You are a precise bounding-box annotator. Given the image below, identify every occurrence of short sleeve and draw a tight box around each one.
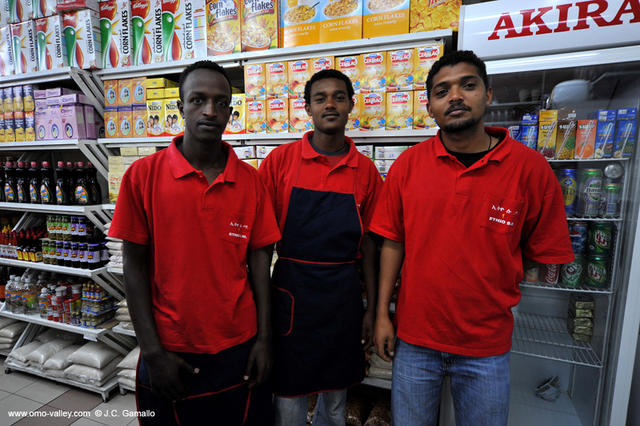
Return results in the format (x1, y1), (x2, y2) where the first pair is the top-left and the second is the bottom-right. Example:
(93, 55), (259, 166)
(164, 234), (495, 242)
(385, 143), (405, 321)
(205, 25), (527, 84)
(108, 164), (150, 245)
(369, 159), (405, 242)
(360, 160), (383, 233)
(257, 151), (278, 212)
(248, 177), (281, 251)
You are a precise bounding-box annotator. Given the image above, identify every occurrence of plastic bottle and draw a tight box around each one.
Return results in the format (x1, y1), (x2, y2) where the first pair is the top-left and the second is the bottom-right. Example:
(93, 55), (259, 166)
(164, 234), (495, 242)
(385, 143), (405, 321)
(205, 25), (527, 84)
(16, 161), (29, 203)
(39, 287), (49, 319)
(55, 161), (70, 205)
(86, 162), (102, 204)
(39, 161), (55, 204)
(23, 277), (38, 314)
(4, 277), (14, 312)
(28, 161), (41, 203)
(4, 161), (18, 202)
(74, 162), (90, 205)
(13, 276), (24, 314)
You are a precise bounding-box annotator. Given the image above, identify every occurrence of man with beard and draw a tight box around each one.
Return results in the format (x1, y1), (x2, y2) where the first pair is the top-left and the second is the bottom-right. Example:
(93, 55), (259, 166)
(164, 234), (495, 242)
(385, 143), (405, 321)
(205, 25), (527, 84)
(370, 50), (574, 426)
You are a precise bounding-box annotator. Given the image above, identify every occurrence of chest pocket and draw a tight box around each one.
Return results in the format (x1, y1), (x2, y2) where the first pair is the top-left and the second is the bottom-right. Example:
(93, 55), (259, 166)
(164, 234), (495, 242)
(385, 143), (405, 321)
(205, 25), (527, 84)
(479, 193), (524, 235)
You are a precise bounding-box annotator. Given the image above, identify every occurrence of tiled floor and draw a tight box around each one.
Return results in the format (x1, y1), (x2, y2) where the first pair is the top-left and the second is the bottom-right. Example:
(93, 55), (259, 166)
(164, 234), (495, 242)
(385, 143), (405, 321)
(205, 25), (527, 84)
(0, 358), (138, 426)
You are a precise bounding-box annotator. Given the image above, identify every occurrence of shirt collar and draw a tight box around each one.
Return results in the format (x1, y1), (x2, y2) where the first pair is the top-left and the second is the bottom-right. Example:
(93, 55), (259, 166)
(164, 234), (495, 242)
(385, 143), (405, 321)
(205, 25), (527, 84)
(168, 135), (238, 183)
(301, 131), (359, 168)
(434, 127), (512, 163)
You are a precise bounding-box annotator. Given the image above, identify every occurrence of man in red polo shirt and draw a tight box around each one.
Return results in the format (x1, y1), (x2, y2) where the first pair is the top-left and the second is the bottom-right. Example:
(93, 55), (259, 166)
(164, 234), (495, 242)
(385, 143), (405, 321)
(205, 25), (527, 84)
(371, 50), (574, 425)
(109, 60), (280, 425)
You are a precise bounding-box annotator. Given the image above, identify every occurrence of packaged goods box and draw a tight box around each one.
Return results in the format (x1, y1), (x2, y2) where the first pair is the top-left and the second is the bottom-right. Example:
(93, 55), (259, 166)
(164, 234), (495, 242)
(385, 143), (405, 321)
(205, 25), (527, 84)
(162, 0), (207, 61)
(206, 0), (241, 55)
(35, 15), (66, 71)
(319, 0), (362, 44)
(10, 20), (38, 74)
(0, 25), (14, 76)
(131, 0), (163, 65)
(225, 94), (246, 134)
(410, 0), (461, 33)
(363, 0), (409, 38)
(62, 9), (102, 69)
(99, 0), (132, 68)
(241, 0), (278, 51)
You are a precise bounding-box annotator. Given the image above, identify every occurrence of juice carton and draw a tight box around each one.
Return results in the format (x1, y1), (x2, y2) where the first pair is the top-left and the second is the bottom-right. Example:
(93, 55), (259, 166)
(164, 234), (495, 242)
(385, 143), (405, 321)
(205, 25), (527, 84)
(241, 0), (278, 51)
(23, 84), (33, 111)
(519, 113), (538, 150)
(363, 0), (409, 38)
(24, 110), (35, 141)
(161, 0), (207, 60)
(360, 92), (385, 130)
(104, 107), (118, 138)
(361, 52), (386, 93)
(132, 104), (147, 137)
(410, 0), (461, 33)
(413, 89), (436, 129)
(244, 62), (266, 100)
(14, 110), (25, 141)
(34, 0), (57, 18)
(387, 49), (413, 91)
(0, 25), (14, 76)
(555, 110), (577, 159)
(117, 105), (132, 138)
(83, 105), (96, 138)
(10, 21), (38, 74)
(225, 93), (245, 134)
(266, 98), (289, 133)
(61, 104), (87, 139)
(614, 108), (637, 158)
(206, 0), (241, 55)
(4, 112), (15, 142)
(163, 98), (183, 136)
(132, 77), (146, 105)
(289, 97), (312, 132)
(385, 91), (413, 130)
(346, 93), (361, 130)
(595, 109), (616, 158)
(288, 59), (311, 98)
(310, 56), (333, 72)
(12, 85), (23, 112)
(62, 9), (102, 69)
(537, 109), (558, 160)
(356, 144), (372, 158)
(8, 0), (33, 23)
(336, 55), (362, 94)
(146, 99), (163, 136)
(99, 0), (132, 68)
(575, 119), (596, 159)
(104, 79), (118, 107)
(414, 43), (443, 90)
(266, 61), (289, 98)
(35, 15), (66, 71)
(280, 0), (319, 47)
(118, 78), (133, 106)
(246, 99), (267, 133)
(319, 0), (362, 44)
(129, 0), (163, 65)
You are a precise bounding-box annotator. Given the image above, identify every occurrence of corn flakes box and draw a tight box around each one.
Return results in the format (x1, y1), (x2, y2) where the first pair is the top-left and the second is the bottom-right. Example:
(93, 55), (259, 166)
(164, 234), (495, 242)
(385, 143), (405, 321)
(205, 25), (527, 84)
(363, 0), (409, 38)
(360, 93), (385, 130)
(225, 93), (246, 134)
(8, 0), (33, 23)
(310, 56), (333, 72)
(413, 89), (435, 129)
(207, 0), (241, 55)
(246, 99), (267, 133)
(361, 52), (386, 94)
(162, 0), (207, 61)
(336, 55), (362, 94)
(132, 104), (147, 137)
(62, 9), (102, 69)
(35, 15), (66, 71)
(281, 0), (320, 47)
(100, 0), (132, 68)
(266, 61), (289, 98)
(387, 49), (413, 92)
(410, 0), (461, 33)
(289, 97), (312, 132)
(146, 100), (164, 136)
(164, 98), (183, 136)
(414, 43), (443, 90)
(117, 106), (132, 138)
(10, 21), (38, 74)
(319, 0), (362, 43)
(266, 98), (289, 133)
(242, 0), (278, 51)
(244, 62), (266, 100)
(288, 59), (312, 98)
(34, 0), (58, 19)
(0, 25), (14, 77)
(386, 91), (412, 130)
(537, 109), (558, 160)
(130, 0), (163, 65)
(346, 93), (361, 130)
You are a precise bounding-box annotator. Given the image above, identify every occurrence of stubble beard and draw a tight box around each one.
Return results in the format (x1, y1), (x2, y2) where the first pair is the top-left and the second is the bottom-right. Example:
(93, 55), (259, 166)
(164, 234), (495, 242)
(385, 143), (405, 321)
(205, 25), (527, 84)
(440, 116), (480, 133)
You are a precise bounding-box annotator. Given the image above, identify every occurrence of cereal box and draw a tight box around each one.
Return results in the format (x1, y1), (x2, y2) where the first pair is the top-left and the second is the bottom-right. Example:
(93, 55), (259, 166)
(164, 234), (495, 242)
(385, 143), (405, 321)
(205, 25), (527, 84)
(289, 96), (312, 132)
(147, 88), (164, 99)
(164, 98), (182, 136)
(164, 87), (179, 98)
(387, 49), (413, 91)
(256, 145), (276, 158)
(132, 77), (146, 105)
(118, 78), (133, 106)
(34, 0), (57, 18)
(105, 107), (120, 138)
(99, 0), (132, 68)
(575, 119), (596, 159)
(161, 0), (207, 61)
(242, 0), (278, 51)
(146, 100), (163, 136)
(246, 99), (267, 133)
(336, 55), (362, 94)
(386, 91), (412, 130)
(360, 92), (385, 130)
(233, 146), (256, 159)
(414, 43), (442, 90)
(8, 0), (33, 23)
(62, 9), (102, 69)
(10, 21), (38, 74)
(319, 0), (362, 44)
(225, 93), (246, 134)
(288, 59), (312, 98)
(48, 104), (63, 140)
(3, 87), (13, 112)
(310, 56), (333, 72)
(413, 89), (435, 129)
(117, 105), (132, 138)
(104, 80), (118, 107)
(410, 0), (461, 33)
(266, 98), (289, 133)
(108, 155), (124, 202)
(146, 77), (176, 88)
(363, 0), (409, 38)
(614, 108), (637, 158)
(266, 61), (289, 98)
(346, 93), (361, 130)
(35, 15), (66, 71)
(280, 0), (319, 47)
(206, 0), (241, 55)
(131, 0), (164, 65)
(361, 52), (386, 94)
(537, 109), (558, 160)
(132, 104), (147, 137)
(595, 109), (616, 158)
(0, 114), (4, 141)
(56, 0), (100, 12)
(0, 25), (14, 76)
(555, 111), (577, 160)
(61, 105), (87, 139)
(244, 62), (266, 100)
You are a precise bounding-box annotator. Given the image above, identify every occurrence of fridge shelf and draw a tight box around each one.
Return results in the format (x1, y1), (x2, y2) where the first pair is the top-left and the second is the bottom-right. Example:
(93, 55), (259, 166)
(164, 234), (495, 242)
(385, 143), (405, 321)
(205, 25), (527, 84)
(512, 312), (602, 368)
(520, 282), (612, 294)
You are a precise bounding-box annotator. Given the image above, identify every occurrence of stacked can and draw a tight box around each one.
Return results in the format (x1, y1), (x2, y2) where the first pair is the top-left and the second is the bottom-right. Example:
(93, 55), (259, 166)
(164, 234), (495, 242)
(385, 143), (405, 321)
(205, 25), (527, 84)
(558, 169), (578, 216)
(577, 169), (603, 217)
(562, 222), (588, 287)
(585, 222), (613, 288)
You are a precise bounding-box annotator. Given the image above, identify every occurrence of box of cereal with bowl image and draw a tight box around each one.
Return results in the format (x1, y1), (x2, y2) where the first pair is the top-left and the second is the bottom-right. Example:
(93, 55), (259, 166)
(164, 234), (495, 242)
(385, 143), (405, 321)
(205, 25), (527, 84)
(363, 0), (409, 38)
(207, 0), (241, 55)
(242, 0), (279, 51)
(319, 0), (362, 43)
(280, 0), (321, 47)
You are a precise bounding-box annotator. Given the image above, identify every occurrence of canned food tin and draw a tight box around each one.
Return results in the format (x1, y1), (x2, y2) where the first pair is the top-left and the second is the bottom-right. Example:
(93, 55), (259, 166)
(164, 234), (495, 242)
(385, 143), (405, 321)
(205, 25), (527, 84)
(577, 169), (603, 217)
(604, 163), (624, 179)
(588, 222), (612, 255)
(558, 169), (577, 217)
(585, 256), (608, 288)
(561, 254), (583, 287)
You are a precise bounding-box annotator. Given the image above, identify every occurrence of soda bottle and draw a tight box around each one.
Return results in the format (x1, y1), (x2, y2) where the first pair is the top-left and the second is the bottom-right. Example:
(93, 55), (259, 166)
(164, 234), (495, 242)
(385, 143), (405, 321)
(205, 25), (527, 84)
(28, 161), (41, 203)
(55, 161), (70, 205)
(39, 161), (55, 204)
(74, 162), (90, 205)
(16, 161), (29, 203)
(86, 162), (102, 204)
(4, 161), (18, 202)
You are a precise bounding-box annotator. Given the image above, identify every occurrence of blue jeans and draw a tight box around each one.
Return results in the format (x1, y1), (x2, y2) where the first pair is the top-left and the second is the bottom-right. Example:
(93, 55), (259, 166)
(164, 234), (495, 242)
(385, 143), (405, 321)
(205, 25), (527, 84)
(275, 390), (347, 426)
(392, 339), (510, 426)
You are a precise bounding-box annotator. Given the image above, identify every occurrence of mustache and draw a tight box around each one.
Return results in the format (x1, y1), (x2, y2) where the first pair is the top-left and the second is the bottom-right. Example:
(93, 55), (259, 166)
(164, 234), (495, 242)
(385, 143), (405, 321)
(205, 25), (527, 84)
(446, 104), (471, 115)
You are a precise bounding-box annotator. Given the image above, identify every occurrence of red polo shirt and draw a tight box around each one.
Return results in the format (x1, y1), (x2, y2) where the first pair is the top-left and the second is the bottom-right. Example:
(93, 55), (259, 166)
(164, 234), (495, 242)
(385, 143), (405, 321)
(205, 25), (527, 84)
(109, 137), (281, 354)
(258, 132), (382, 239)
(370, 127), (574, 357)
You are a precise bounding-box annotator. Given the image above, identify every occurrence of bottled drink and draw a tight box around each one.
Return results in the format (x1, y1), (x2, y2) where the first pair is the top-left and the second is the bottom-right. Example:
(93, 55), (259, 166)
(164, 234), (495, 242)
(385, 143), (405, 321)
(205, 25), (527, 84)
(39, 288), (49, 319)
(55, 161), (71, 205)
(40, 161), (55, 204)
(86, 162), (102, 204)
(4, 161), (18, 202)
(28, 161), (41, 203)
(4, 277), (14, 312)
(74, 162), (90, 205)
(16, 161), (29, 203)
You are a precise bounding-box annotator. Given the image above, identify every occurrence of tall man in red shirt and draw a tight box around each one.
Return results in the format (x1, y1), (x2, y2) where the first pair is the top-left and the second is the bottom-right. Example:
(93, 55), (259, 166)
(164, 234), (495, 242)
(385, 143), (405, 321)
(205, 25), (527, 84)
(109, 61), (280, 425)
(371, 50), (574, 425)
(259, 69), (382, 425)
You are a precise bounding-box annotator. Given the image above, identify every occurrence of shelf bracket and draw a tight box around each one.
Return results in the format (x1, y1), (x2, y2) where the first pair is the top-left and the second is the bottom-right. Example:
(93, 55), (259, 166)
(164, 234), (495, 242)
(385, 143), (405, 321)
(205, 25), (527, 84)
(77, 141), (109, 180)
(69, 68), (105, 118)
(84, 206), (113, 234)
(97, 331), (136, 356)
(92, 271), (125, 301)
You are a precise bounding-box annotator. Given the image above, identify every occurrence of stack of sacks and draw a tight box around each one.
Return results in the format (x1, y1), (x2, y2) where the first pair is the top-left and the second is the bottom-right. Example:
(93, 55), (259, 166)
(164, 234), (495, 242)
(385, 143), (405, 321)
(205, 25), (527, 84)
(366, 350), (392, 381)
(65, 342), (122, 386)
(0, 319), (26, 353)
(115, 300), (133, 331)
(106, 236), (123, 271)
(116, 346), (139, 390)
(43, 345), (83, 378)
(6, 328), (79, 370)
(7, 341), (42, 368)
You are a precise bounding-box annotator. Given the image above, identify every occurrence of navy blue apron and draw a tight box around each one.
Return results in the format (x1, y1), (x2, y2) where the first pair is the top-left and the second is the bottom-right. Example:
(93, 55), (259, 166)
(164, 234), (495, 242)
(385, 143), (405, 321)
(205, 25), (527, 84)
(272, 154), (366, 396)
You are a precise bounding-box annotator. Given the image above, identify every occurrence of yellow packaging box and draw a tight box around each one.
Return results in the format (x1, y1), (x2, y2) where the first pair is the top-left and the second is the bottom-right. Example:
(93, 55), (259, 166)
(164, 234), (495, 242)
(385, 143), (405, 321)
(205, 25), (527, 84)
(414, 43), (443, 90)
(147, 89), (165, 100)
(120, 147), (138, 156)
(310, 56), (333, 72)
(387, 49), (414, 91)
(138, 147), (158, 156)
(361, 93), (385, 130)
(246, 99), (267, 133)
(108, 155), (124, 203)
(104, 107), (118, 138)
(164, 87), (180, 98)
(538, 109), (559, 160)
(281, 0), (320, 47)
(363, 0), (409, 37)
(319, 0), (362, 43)
(386, 91), (413, 130)
(117, 106), (133, 138)
(164, 99), (183, 137)
(146, 100), (164, 136)
(266, 98), (289, 133)
(413, 90), (436, 129)
(410, 0), (461, 33)
(336, 55), (362, 94)
(243, 158), (259, 168)
(24, 110), (36, 141)
(207, 0), (242, 55)
(242, 0), (279, 51)
(225, 94), (246, 134)
(361, 52), (387, 93)
(132, 105), (147, 137)
(245, 63), (267, 100)
(131, 77), (147, 105)
(347, 93), (362, 130)
(118, 79), (133, 106)
(266, 61), (289, 98)
(289, 97), (313, 132)
(288, 59), (312, 98)
(145, 78), (177, 89)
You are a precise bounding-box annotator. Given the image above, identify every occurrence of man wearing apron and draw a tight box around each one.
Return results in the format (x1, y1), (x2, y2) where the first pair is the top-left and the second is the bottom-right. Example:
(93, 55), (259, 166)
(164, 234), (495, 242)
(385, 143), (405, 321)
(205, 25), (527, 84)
(109, 61), (281, 425)
(259, 69), (382, 425)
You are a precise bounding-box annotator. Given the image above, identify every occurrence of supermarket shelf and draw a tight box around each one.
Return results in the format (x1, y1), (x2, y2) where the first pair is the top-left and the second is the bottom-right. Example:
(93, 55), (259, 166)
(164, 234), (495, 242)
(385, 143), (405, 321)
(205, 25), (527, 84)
(487, 101), (541, 108)
(0, 139), (95, 151)
(547, 158), (630, 163)
(362, 376), (392, 390)
(0, 307), (107, 341)
(112, 324), (135, 337)
(0, 258), (106, 277)
(108, 266), (123, 275)
(0, 67), (77, 87)
(0, 202), (105, 215)
(521, 281), (612, 294)
(512, 312), (602, 368)
(566, 217), (623, 222)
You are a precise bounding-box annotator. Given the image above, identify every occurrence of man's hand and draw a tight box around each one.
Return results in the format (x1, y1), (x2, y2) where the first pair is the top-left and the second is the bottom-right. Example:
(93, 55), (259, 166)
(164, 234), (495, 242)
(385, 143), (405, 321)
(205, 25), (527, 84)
(361, 309), (375, 350)
(145, 351), (196, 401)
(374, 315), (396, 362)
(244, 337), (272, 388)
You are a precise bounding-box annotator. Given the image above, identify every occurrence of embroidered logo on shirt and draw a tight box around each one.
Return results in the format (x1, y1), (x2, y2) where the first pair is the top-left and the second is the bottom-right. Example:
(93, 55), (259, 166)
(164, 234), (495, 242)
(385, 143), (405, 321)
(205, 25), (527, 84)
(488, 204), (520, 228)
(229, 221), (249, 240)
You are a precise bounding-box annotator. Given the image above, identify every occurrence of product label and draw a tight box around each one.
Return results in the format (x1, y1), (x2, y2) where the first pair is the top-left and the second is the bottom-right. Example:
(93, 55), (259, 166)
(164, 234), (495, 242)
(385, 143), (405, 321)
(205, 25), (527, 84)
(244, 63), (266, 99)
(242, 0), (278, 50)
(266, 61), (289, 98)
(131, 0), (164, 65)
(41, 185), (52, 203)
(75, 186), (89, 204)
(387, 49), (413, 91)
(207, 0), (241, 54)
(336, 56), (362, 93)
(386, 91), (412, 130)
